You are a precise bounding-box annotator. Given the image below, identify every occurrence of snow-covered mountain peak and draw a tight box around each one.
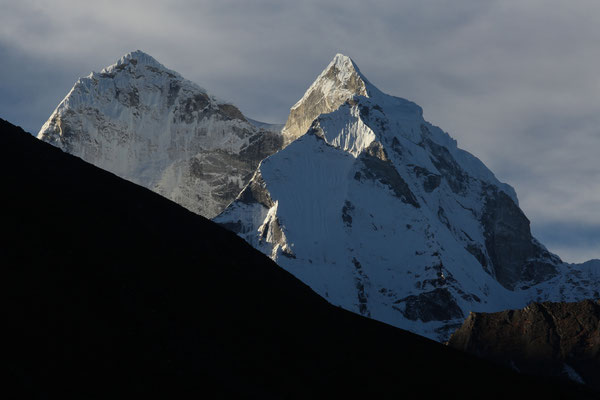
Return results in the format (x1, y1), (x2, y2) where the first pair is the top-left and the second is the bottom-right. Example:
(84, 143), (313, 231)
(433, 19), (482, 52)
(99, 50), (178, 76)
(38, 51), (283, 218)
(281, 53), (426, 151)
(282, 54), (372, 145)
(282, 54), (513, 201)
(327, 53), (367, 86)
(217, 55), (598, 341)
(331, 52), (354, 66)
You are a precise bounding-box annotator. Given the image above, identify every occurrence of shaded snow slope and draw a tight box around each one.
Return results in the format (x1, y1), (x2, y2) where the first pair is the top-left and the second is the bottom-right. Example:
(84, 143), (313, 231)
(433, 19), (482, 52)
(216, 54), (599, 341)
(38, 50), (282, 218)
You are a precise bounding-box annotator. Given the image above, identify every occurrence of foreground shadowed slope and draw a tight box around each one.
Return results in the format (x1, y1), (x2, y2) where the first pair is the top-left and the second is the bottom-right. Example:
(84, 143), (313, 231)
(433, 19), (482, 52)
(2, 118), (595, 399)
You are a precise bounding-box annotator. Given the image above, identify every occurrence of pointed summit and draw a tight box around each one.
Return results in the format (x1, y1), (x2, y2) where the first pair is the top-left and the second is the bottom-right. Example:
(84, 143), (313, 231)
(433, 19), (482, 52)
(281, 54), (374, 145)
(327, 53), (368, 85)
(38, 51), (283, 218)
(100, 50), (181, 77)
(217, 53), (597, 343)
(119, 50), (163, 66)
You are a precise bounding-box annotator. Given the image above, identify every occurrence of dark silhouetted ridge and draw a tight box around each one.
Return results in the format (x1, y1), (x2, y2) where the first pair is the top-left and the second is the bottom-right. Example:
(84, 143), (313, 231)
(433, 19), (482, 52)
(2, 118), (596, 399)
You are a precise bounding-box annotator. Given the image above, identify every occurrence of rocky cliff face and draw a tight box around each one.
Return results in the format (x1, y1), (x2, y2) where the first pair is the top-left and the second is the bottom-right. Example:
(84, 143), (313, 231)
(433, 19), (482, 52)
(38, 51), (282, 218)
(281, 55), (368, 146)
(215, 54), (600, 341)
(448, 300), (600, 390)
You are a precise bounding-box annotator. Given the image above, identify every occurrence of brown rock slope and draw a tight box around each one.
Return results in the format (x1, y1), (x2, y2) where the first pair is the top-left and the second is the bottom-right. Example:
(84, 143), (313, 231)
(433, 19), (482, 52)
(448, 300), (600, 391)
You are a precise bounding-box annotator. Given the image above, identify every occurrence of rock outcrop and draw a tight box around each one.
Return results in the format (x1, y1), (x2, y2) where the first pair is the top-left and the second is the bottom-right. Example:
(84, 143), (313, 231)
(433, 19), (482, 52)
(448, 300), (600, 390)
(281, 54), (368, 146)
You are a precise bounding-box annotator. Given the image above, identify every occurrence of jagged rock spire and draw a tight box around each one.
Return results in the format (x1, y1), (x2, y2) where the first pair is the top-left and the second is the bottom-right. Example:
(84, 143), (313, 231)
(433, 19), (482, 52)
(281, 54), (373, 145)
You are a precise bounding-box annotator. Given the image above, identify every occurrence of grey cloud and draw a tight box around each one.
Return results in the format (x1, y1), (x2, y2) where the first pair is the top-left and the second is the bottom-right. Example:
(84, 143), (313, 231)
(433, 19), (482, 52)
(0, 0), (597, 261)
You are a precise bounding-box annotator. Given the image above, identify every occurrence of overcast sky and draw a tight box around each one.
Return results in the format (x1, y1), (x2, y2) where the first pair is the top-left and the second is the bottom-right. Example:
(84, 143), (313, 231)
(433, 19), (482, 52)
(1, 0), (598, 262)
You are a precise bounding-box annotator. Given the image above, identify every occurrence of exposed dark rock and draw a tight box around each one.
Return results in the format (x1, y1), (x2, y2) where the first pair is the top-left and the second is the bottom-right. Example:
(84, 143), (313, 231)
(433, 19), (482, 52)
(481, 188), (558, 289)
(420, 263), (458, 291)
(425, 175), (441, 192)
(188, 150), (248, 179)
(167, 81), (181, 107)
(188, 156), (204, 178)
(352, 257), (370, 316)
(521, 260), (562, 285)
(466, 243), (490, 273)
(145, 64), (177, 79)
(237, 171), (275, 209)
(394, 288), (464, 322)
(390, 136), (406, 160)
(115, 87), (140, 107)
(179, 130), (281, 215)
(114, 62), (128, 71)
(364, 140), (388, 160)
(448, 300), (600, 392)
(342, 200), (354, 227)
(218, 103), (246, 121)
(421, 129), (468, 195)
(413, 165), (442, 192)
(186, 93), (210, 113)
(128, 87), (140, 107)
(180, 150), (256, 213)
(239, 130), (284, 169)
(176, 93), (246, 126)
(357, 142), (420, 208)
